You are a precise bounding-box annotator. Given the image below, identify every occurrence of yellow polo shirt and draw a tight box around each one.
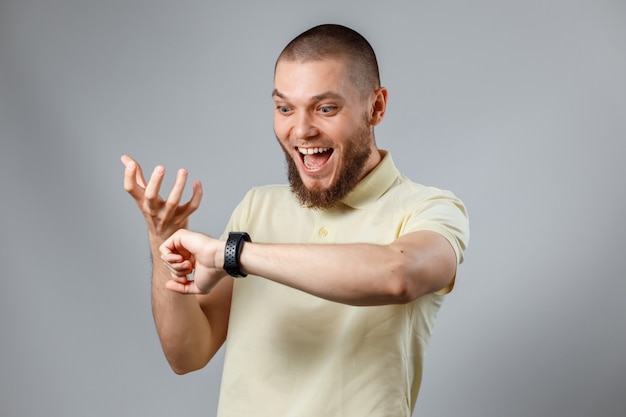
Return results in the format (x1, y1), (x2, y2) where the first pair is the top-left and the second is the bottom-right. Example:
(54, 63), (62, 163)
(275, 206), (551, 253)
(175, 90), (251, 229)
(217, 151), (469, 416)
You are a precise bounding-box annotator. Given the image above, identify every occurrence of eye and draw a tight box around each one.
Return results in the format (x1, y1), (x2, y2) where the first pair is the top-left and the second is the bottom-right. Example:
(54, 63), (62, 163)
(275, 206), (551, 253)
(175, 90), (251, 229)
(319, 105), (338, 115)
(277, 105), (291, 114)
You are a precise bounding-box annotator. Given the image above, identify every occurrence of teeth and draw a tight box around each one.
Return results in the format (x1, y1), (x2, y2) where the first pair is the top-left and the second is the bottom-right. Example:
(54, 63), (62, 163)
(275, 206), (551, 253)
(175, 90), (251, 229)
(298, 147), (330, 155)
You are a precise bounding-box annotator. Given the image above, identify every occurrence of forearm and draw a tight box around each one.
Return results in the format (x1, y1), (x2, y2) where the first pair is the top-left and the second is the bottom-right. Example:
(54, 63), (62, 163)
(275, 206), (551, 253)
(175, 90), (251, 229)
(238, 232), (453, 306)
(149, 245), (223, 374)
(158, 229), (454, 317)
(122, 156), (221, 373)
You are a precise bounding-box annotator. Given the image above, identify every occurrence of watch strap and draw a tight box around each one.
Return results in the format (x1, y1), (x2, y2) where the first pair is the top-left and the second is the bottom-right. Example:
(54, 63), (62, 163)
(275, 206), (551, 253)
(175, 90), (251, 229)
(224, 232), (251, 278)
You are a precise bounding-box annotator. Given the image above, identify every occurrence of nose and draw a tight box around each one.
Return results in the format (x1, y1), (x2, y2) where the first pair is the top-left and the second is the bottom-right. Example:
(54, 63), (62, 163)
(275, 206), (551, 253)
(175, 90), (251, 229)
(292, 111), (318, 140)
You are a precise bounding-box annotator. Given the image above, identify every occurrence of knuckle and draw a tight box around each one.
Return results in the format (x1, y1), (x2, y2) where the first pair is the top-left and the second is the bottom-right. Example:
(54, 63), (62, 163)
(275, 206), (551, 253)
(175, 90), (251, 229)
(164, 198), (178, 209)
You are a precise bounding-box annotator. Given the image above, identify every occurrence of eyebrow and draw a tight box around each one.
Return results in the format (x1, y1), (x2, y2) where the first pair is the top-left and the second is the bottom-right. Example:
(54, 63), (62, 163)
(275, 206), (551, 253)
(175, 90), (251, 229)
(272, 89), (344, 102)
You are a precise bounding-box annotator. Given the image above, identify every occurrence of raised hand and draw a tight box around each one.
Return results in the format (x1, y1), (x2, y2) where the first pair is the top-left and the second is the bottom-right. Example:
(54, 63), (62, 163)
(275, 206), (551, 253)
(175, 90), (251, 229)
(121, 155), (203, 243)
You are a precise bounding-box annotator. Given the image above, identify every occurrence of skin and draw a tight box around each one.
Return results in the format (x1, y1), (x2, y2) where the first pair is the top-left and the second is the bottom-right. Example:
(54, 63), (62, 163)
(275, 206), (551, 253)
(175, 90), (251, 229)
(121, 156), (231, 374)
(273, 59), (382, 198)
(275, 59), (384, 209)
(122, 57), (457, 375)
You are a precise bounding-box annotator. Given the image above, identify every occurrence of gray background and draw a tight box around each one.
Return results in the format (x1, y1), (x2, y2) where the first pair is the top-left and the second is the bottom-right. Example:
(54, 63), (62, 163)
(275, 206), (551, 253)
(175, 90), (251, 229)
(1, 1), (624, 416)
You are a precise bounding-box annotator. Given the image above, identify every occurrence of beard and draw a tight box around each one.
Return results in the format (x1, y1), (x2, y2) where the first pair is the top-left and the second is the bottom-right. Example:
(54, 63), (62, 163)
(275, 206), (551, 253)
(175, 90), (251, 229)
(279, 121), (374, 210)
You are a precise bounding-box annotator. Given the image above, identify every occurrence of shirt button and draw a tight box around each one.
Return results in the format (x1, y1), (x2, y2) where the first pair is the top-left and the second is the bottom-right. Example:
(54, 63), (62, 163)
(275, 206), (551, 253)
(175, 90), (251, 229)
(319, 228), (328, 237)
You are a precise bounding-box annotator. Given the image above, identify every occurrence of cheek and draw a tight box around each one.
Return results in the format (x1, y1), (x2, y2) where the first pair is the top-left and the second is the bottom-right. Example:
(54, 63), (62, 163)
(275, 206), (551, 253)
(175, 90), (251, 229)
(330, 126), (357, 149)
(273, 118), (290, 142)
(321, 115), (364, 143)
(274, 127), (290, 152)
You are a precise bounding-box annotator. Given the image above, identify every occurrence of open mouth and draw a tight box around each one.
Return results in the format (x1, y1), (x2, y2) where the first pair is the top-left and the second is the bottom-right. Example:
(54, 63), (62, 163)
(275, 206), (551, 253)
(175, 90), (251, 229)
(298, 147), (333, 172)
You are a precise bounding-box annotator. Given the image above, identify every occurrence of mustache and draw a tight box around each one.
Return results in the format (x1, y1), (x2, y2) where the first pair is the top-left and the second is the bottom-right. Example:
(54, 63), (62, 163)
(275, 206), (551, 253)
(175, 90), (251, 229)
(274, 127), (373, 210)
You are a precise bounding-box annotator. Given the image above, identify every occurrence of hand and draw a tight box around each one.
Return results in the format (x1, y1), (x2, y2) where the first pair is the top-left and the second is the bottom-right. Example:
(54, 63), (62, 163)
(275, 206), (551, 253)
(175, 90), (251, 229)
(121, 155), (203, 243)
(160, 229), (228, 294)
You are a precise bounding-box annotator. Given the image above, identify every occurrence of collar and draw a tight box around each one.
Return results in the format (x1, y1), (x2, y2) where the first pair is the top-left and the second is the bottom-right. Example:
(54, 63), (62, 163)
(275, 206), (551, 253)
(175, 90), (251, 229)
(341, 150), (400, 209)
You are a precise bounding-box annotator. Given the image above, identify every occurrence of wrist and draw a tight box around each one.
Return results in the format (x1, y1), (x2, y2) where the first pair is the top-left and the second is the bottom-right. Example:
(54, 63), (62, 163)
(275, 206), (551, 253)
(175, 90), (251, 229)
(215, 242), (226, 274)
(223, 232), (251, 278)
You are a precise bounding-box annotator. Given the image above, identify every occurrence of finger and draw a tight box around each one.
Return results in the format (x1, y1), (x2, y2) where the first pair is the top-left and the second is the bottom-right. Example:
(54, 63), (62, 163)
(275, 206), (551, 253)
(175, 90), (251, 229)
(160, 229), (193, 256)
(121, 155), (147, 189)
(161, 252), (184, 263)
(165, 279), (203, 295)
(160, 259), (192, 276)
(120, 154), (134, 167)
(169, 261), (194, 275)
(133, 161), (147, 189)
(144, 165), (166, 207)
(122, 159), (143, 199)
(178, 180), (204, 218)
(165, 168), (189, 211)
(161, 260), (180, 275)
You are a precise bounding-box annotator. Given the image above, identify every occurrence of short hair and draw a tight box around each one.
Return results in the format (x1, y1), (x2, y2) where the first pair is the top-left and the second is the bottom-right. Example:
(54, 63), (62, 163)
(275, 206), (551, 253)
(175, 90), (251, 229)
(276, 24), (381, 96)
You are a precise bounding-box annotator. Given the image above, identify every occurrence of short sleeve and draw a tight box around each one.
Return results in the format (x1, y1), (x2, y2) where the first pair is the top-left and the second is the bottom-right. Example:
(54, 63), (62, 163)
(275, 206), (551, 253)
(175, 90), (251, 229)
(401, 188), (470, 294)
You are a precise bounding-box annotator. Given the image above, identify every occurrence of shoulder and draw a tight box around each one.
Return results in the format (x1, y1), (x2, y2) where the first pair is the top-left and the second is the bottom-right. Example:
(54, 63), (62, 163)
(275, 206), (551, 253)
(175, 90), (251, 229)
(229, 184), (298, 227)
(387, 173), (470, 264)
(227, 184), (312, 242)
(240, 184), (294, 205)
(388, 173), (464, 210)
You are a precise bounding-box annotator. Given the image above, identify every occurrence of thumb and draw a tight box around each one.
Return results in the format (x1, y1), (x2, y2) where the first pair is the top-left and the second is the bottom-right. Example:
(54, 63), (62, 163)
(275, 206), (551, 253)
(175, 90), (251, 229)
(164, 279), (203, 295)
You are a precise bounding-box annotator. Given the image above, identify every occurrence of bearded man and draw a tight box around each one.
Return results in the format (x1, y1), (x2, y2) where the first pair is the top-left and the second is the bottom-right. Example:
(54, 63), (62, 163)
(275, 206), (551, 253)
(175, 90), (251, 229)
(122, 24), (469, 417)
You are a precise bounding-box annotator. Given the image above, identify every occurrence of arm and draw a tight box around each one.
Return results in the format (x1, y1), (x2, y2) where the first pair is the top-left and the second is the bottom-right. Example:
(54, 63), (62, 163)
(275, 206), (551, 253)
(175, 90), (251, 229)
(121, 155), (231, 374)
(160, 229), (457, 306)
(241, 230), (456, 305)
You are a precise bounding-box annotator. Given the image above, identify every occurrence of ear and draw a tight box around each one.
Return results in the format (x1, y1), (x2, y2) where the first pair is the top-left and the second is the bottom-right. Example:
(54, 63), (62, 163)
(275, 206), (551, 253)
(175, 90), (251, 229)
(369, 87), (388, 127)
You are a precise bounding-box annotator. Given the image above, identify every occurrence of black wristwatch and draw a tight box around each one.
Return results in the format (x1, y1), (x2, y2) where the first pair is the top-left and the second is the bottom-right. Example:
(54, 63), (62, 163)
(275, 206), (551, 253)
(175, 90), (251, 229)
(223, 232), (251, 278)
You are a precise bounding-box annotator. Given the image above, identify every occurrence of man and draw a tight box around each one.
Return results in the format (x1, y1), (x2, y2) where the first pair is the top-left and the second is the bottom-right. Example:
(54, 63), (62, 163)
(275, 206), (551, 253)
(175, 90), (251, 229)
(122, 24), (469, 416)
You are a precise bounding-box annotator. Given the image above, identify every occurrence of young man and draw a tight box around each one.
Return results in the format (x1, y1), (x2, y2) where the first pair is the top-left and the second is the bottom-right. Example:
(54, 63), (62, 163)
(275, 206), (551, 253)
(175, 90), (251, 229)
(122, 24), (469, 416)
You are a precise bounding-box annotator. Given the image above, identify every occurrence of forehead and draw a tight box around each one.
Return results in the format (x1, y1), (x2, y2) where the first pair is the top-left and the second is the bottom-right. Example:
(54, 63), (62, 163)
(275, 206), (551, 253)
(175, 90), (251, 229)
(273, 59), (358, 99)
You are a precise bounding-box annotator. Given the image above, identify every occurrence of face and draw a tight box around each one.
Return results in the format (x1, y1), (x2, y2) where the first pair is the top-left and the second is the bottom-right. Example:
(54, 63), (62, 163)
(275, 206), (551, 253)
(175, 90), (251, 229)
(273, 58), (384, 209)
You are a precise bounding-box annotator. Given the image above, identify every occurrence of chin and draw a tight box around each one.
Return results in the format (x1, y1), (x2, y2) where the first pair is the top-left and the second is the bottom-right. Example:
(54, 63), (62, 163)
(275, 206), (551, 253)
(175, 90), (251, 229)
(299, 171), (336, 192)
